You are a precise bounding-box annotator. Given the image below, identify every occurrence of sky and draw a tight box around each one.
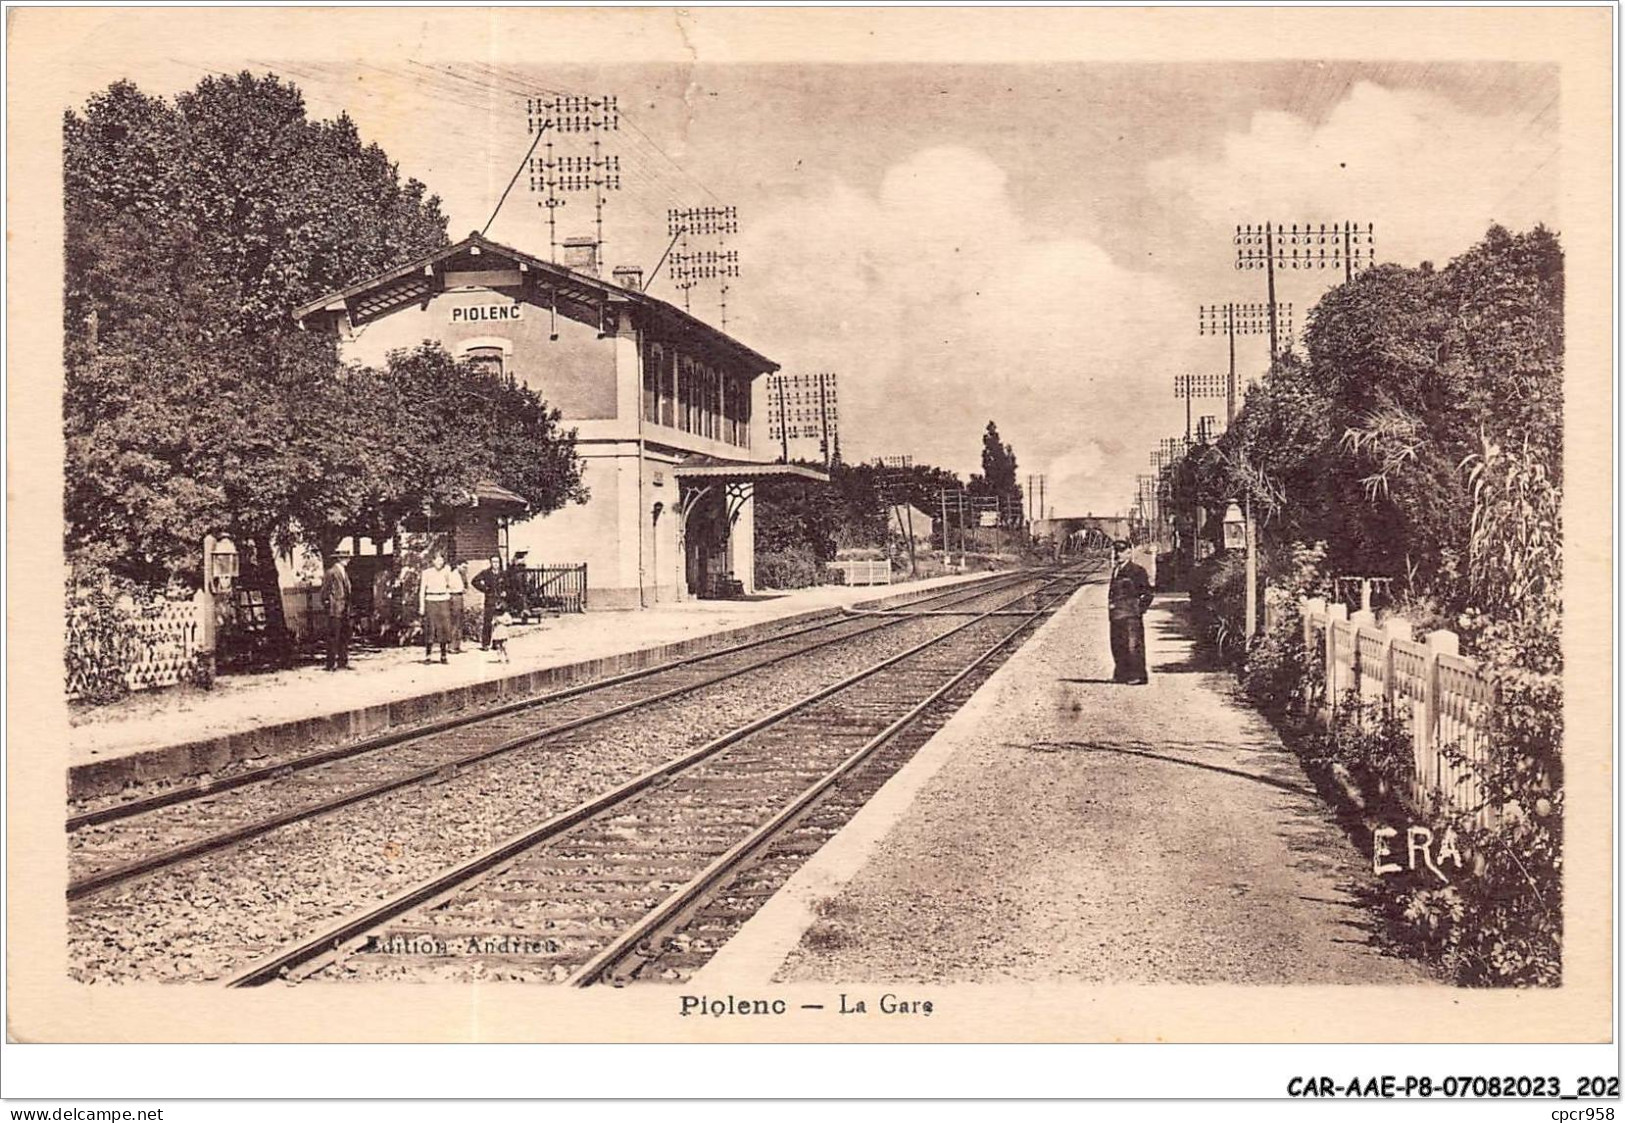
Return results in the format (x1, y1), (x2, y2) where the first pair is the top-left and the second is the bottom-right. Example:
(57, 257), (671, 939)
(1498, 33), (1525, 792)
(64, 51), (1560, 517)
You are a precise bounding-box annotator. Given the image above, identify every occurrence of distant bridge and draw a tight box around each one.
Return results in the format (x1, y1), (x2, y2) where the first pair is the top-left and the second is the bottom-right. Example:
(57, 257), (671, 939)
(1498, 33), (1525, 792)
(1033, 515), (1137, 547)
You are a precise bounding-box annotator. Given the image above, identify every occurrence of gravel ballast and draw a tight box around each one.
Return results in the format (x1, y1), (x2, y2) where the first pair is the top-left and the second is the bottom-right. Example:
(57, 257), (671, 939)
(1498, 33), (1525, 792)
(68, 580), (1049, 983)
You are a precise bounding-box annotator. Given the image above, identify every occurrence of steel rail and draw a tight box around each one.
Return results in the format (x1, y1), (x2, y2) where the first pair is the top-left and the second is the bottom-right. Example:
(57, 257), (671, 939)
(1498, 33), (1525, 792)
(566, 585), (1065, 987)
(219, 565), (1093, 988)
(842, 608), (1051, 617)
(68, 569), (1035, 832)
(68, 570), (1064, 899)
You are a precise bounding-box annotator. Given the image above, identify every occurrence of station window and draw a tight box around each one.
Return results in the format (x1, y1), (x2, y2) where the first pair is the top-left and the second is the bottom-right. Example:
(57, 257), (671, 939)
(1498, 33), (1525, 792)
(464, 345), (505, 380)
(661, 350), (676, 428)
(724, 374), (733, 441)
(643, 344), (663, 425)
(680, 357), (697, 434)
(705, 366), (720, 440)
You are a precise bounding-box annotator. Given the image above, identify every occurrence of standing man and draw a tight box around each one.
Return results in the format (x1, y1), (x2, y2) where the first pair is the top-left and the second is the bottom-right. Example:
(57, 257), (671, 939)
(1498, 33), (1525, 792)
(471, 554), (505, 650)
(447, 560), (468, 654)
(419, 551), (453, 664)
(1108, 538), (1154, 685)
(322, 548), (353, 672)
(508, 550), (530, 623)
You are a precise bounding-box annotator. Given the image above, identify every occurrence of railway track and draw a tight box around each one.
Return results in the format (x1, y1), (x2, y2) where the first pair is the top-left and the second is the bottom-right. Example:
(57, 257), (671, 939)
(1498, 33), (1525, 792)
(225, 559), (1100, 987)
(70, 570), (1034, 830)
(66, 569), (1053, 901)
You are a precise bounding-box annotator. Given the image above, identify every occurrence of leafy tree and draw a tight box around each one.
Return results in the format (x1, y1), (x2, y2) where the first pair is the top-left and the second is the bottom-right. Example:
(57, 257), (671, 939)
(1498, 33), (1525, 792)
(754, 459), (965, 560)
(889, 462), (964, 525)
(377, 345), (588, 533)
(753, 475), (841, 561)
(969, 420), (1023, 525)
(1200, 225), (1563, 615)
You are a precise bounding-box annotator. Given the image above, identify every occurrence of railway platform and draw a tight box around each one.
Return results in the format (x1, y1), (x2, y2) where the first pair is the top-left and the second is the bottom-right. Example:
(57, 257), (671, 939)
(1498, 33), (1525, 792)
(702, 583), (1434, 987)
(66, 570), (996, 800)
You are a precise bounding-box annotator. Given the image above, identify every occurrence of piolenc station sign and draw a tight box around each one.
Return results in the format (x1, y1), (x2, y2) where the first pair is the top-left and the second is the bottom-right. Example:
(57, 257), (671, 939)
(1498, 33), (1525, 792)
(449, 301), (524, 324)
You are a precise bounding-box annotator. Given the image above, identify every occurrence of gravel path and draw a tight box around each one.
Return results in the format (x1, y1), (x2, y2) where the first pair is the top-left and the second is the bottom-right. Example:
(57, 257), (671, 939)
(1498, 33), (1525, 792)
(775, 586), (1435, 986)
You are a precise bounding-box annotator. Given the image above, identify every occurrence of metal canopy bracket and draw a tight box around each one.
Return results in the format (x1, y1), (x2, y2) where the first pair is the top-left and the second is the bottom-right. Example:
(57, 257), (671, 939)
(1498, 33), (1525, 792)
(724, 482), (751, 527)
(677, 482), (714, 529)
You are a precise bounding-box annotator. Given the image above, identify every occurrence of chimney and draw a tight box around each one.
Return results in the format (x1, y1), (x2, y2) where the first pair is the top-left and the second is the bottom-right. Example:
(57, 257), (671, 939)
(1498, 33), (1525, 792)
(561, 236), (599, 277)
(612, 265), (644, 293)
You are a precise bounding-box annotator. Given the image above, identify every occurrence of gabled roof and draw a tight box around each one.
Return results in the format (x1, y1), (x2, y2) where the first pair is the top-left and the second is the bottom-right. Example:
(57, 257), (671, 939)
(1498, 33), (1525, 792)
(466, 480), (529, 513)
(292, 231), (778, 374)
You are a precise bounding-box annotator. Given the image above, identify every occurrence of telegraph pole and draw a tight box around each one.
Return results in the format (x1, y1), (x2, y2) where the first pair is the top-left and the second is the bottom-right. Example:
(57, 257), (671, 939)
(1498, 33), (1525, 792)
(1227, 303), (1235, 423)
(668, 206), (740, 328)
(528, 94), (621, 265)
(902, 502), (918, 577)
(1199, 303), (1286, 425)
(817, 372), (833, 467)
(1235, 222), (1374, 363)
(818, 374), (830, 467)
(776, 376), (789, 463)
(1173, 373), (1226, 440)
(879, 456), (917, 577)
(1244, 494), (1257, 637)
(1265, 225), (1278, 359)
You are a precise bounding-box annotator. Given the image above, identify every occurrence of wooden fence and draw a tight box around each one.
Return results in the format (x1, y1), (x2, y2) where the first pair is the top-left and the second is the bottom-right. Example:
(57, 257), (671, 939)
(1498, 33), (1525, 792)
(516, 563), (588, 616)
(825, 559), (893, 586)
(1297, 596), (1496, 824)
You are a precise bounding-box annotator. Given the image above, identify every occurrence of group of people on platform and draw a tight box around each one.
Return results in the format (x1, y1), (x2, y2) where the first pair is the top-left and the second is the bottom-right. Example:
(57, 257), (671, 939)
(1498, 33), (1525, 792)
(417, 552), (515, 665)
(322, 550), (521, 672)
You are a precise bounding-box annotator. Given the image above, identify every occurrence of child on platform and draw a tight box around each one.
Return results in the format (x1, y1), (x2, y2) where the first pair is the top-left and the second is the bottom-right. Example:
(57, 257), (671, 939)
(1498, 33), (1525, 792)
(489, 611), (513, 663)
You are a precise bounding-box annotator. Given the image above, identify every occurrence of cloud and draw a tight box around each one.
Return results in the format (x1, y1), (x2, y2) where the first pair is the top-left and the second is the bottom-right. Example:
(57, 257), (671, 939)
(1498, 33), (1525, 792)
(732, 84), (1558, 520)
(1044, 442), (1109, 517)
(1147, 80), (1558, 271)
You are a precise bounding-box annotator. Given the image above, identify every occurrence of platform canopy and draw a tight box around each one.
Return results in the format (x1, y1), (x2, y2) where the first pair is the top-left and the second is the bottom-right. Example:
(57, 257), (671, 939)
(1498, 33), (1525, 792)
(672, 455), (829, 484)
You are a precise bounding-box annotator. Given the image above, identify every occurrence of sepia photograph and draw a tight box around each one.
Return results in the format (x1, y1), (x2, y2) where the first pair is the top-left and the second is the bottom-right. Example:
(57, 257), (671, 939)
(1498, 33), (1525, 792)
(3, 3), (1616, 1100)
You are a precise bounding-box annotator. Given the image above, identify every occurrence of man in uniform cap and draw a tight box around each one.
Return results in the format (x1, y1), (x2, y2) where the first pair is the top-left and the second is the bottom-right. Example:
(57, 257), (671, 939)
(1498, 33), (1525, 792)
(1107, 538), (1154, 684)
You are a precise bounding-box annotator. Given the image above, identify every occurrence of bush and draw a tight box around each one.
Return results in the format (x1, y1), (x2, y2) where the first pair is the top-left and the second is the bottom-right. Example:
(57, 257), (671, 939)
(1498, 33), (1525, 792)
(1384, 436), (1562, 986)
(64, 582), (138, 706)
(1189, 550), (1247, 661)
(1393, 778), (1561, 986)
(755, 546), (826, 590)
(1302, 690), (1416, 796)
(1240, 610), (1314, 715)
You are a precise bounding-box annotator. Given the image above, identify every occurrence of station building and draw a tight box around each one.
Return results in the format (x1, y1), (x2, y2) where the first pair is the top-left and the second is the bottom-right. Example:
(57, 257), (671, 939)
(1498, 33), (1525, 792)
(294, 232), (825, 609)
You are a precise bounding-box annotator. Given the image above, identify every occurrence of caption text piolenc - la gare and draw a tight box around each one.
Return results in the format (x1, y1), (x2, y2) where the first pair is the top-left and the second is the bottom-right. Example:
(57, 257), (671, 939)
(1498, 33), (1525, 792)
(678, 993), (934, 1017)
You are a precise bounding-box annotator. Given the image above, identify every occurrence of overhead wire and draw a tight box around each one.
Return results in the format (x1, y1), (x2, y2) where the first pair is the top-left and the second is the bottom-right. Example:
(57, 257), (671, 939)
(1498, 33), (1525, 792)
(422, 59), (726, 216)
(402, 60), (733, 279)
